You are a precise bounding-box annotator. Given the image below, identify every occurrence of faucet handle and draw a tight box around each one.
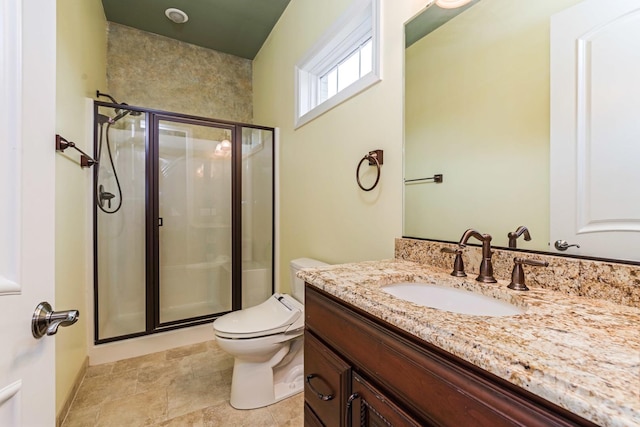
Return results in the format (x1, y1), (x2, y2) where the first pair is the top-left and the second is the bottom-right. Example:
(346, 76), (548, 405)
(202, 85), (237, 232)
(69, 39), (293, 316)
(440, 246), (461, 254)
(508, 257), (549, 291)
(440, 246), (466, 277)
(508, 226), (531, 248)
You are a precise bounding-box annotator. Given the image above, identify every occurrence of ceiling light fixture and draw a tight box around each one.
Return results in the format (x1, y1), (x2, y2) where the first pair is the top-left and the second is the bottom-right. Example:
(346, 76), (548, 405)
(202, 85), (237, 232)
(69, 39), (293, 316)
(165, 8), (189, 24)
(213, 140), (232, 158)
(435, 0), (473, 9)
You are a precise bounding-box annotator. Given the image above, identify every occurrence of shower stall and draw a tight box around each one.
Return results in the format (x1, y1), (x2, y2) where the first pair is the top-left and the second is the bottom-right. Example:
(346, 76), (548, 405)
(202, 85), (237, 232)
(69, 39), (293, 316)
(93, 99), (274, 343)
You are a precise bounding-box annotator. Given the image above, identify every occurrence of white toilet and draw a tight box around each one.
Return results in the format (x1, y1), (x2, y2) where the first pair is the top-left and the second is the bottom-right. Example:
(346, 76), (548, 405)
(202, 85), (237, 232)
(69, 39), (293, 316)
(213, 258), (328, 409)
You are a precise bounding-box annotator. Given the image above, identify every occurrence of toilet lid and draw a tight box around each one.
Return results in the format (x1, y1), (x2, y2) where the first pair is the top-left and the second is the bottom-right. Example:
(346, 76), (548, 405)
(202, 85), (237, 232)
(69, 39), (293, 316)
(213, 293), (303, 338)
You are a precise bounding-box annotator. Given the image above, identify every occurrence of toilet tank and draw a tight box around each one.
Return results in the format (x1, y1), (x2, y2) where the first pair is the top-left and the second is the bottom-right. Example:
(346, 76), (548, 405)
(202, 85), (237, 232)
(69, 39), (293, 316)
(289, 258), (328, 303)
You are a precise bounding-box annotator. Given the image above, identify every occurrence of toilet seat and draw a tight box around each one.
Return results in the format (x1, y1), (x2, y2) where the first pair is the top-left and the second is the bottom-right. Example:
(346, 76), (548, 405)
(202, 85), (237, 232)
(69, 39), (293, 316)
(213, 293), (303, 339)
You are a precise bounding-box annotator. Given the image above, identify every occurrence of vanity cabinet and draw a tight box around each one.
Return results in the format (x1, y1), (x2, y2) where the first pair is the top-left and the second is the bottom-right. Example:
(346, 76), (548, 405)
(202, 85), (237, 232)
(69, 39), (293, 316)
(304, 285), (597, 427)
(305, 330), (420, 427)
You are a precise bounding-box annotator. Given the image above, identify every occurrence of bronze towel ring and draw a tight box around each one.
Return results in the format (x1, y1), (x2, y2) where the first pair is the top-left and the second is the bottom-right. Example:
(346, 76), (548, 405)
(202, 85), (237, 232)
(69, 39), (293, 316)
(356, 150), (383, 191)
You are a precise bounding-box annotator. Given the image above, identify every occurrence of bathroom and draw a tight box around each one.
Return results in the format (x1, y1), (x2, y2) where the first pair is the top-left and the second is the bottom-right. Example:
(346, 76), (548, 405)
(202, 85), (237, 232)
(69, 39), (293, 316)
(2, 0), (638, 425)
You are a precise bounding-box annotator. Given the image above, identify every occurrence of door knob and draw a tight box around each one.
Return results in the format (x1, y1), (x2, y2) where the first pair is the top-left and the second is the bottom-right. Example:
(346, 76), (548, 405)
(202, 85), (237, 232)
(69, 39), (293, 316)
(31, 302), (79, 339)
(554, 240), (581, 251)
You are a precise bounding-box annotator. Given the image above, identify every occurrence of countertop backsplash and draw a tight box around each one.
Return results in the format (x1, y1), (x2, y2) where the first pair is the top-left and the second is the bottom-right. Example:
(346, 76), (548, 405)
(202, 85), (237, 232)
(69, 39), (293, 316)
(395, 238), (640, 308)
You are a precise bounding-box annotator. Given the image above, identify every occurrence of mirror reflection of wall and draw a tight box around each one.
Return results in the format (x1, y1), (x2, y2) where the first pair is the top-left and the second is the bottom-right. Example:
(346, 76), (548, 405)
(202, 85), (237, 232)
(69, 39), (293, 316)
(404, 0), (582, 250)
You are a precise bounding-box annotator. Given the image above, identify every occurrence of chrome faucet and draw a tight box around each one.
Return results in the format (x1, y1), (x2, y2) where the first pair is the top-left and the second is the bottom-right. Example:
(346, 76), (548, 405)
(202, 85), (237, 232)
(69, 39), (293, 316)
(458, 229), (497, 283)
(508, 225), (531, 248)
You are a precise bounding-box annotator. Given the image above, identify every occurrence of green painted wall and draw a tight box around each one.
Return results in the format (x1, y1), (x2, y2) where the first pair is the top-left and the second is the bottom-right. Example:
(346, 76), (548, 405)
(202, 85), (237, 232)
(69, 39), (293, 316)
(253, 0), (429, 292)
(55, 0), (107, 417)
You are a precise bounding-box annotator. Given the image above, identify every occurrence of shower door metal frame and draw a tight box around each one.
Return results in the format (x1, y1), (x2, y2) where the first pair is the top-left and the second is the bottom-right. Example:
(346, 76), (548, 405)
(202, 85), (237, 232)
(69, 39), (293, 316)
(93, 101), (275, 344)
(149, 114), (240, 330)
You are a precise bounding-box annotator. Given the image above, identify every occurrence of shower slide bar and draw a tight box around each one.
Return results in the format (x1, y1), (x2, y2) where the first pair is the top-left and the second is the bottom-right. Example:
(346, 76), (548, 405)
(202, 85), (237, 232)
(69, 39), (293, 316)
(55, 134), (98, 168)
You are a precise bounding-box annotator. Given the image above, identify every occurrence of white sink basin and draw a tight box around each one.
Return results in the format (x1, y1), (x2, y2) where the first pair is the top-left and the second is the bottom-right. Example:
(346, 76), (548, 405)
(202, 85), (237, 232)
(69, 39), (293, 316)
(381, 282), (524, 317)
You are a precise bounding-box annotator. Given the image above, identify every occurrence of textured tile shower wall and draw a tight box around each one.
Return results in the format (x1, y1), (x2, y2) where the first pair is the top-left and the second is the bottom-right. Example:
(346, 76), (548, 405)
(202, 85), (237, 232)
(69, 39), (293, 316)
(106, 23), (253, 122)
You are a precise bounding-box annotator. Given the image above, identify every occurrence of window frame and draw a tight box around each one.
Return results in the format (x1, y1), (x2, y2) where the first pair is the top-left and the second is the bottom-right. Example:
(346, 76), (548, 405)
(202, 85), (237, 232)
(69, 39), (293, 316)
(294, 0), (381, 129)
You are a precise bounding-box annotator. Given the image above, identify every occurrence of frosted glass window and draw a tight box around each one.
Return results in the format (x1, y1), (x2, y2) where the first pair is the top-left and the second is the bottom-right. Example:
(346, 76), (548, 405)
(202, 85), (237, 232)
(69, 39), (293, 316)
(360, 39), (373, 75)
(295, 0), (381, 128)
(318, 38), (373, 103)
(338, 48), (361, 91)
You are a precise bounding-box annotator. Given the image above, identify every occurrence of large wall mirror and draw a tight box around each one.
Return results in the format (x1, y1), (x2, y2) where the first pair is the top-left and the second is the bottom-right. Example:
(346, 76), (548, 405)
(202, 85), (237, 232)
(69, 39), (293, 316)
(403, 0), (640, 263)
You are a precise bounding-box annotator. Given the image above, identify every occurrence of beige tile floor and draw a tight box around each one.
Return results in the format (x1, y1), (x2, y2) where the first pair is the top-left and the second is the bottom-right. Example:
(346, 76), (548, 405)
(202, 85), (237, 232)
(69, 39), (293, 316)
(61, 341), (304, 427)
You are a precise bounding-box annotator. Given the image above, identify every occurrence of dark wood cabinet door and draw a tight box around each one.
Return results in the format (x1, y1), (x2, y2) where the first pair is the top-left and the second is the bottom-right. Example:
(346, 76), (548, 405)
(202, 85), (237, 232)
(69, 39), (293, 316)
(305, 332), (352, 426)
(305, 403), (326, 427)
(348, 373), (425, 427)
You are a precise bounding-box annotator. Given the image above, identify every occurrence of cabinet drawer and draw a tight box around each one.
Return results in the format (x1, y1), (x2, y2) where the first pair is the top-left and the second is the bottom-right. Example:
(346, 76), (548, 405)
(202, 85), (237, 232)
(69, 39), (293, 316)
(305, 332), (351, 426)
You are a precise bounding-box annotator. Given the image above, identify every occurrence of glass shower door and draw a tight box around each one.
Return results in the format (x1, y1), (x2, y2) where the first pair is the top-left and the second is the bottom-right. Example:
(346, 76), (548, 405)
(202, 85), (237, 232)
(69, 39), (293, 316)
(94, 102), (276, 343)
(157, 118), (235, 324)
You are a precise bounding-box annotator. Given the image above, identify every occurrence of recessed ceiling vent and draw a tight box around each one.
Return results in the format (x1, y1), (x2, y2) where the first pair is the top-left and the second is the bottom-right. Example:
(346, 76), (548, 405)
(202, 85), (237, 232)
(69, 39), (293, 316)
(165, 8), (189, 24)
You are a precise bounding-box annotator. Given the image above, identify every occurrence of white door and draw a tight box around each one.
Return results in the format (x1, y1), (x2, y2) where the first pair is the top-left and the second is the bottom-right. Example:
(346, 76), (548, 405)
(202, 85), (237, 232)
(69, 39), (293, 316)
(0, 0), (57, 425)
(550, 0), (640, 261)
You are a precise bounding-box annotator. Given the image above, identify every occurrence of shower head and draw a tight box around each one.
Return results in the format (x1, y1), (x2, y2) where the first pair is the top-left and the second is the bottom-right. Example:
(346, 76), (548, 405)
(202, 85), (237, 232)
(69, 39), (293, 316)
(110, 110), (128, 123)
(110, 108), (141, 124)
(96, 91), (142, 118)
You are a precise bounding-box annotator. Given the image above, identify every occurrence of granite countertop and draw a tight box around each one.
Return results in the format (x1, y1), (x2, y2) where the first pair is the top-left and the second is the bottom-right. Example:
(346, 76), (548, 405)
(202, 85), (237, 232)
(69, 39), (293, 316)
(298, 259), (640, 427)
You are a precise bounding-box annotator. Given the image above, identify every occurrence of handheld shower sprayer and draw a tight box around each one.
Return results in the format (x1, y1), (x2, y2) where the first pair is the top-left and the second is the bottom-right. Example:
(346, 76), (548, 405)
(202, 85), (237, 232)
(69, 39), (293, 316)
(94, 90), (143, 214)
